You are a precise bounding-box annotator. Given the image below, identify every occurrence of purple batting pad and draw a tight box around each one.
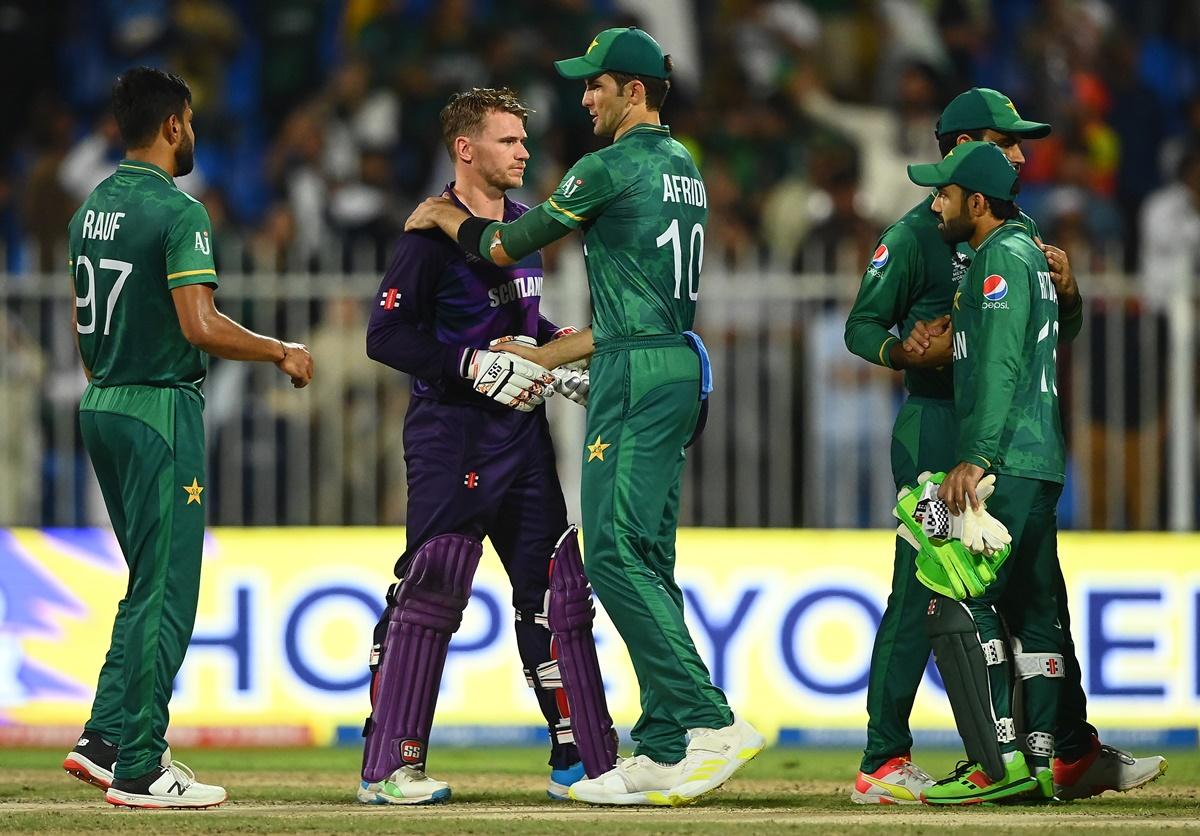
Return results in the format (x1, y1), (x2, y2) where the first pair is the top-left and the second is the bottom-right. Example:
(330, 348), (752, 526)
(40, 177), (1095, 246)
(547, 526), (618, 778)
(361, 533), (483, 782)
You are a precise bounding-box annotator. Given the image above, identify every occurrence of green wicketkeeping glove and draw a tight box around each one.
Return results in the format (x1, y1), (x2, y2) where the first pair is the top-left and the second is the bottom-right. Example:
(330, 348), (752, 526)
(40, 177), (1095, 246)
(893, 471), (1012, 601)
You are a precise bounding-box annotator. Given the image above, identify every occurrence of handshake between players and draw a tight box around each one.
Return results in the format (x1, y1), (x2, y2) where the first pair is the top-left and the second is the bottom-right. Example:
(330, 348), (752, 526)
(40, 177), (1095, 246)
(465, 335), (590, 412)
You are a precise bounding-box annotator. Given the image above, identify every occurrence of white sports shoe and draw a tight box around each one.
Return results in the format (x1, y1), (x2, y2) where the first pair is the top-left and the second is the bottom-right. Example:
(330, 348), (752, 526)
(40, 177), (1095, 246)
(1054, 736), (1168, 800)
(357, 765), (451, 805)
(850, 754), (935, 804)
(567, 755), (685, 806)
(105, 748), (226, 809)
(668, 717), (766, 805)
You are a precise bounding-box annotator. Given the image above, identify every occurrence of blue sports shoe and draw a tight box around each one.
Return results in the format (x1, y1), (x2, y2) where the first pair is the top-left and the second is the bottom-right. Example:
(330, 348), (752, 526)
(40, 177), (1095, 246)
(548, 761), (586, 801)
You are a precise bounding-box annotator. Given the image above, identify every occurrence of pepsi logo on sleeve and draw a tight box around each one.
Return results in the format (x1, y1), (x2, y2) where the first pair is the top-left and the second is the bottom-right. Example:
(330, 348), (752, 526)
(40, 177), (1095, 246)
(870, 244), (889, 270)
(983, 274), (1008, 301)
(982, 274), (1010, 309)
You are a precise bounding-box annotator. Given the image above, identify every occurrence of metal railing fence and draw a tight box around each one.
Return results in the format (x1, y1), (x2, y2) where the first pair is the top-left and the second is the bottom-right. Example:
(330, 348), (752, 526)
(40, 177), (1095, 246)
(0, 248), (1195, 530)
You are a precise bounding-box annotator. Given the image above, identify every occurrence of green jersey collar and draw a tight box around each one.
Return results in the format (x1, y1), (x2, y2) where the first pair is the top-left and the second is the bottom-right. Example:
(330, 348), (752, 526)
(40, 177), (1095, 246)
(116, 159), (175, 185)
(975, 220), (1025, 253)
(617, 123), (671, 142)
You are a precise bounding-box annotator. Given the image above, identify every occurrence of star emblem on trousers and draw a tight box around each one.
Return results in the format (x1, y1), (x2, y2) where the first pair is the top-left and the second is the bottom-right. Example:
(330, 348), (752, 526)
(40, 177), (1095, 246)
(183, 477), (204, 505)
(586, 435), (611, 463)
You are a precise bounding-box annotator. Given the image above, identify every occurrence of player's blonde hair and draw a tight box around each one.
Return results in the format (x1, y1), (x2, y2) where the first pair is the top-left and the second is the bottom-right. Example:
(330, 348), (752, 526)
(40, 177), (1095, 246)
(440, 88), (531, 162)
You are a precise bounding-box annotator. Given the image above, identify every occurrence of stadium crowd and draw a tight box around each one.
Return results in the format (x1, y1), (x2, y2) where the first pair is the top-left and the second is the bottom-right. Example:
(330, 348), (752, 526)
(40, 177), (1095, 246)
(2, 0), (1200, 274)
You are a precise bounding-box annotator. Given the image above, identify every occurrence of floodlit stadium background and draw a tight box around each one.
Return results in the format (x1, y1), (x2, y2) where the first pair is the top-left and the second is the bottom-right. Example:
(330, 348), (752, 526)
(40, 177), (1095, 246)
(0, 1), (1197, 748)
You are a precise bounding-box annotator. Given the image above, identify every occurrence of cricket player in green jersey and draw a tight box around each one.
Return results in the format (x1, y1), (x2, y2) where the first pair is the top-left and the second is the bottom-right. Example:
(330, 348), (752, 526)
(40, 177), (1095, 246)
(902, 141), (1065, 803)
(845, 88), (1165, 804)
(405, 28), (763, 807)
(60, 67), (313, 809)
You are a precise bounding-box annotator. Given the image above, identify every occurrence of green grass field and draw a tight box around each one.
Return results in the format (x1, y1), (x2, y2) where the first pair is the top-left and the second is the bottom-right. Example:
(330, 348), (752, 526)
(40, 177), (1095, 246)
(3, 746), (1197, 834)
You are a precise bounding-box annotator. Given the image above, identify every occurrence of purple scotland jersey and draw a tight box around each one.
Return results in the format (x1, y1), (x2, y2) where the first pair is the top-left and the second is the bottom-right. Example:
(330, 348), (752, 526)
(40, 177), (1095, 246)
(366, 185), (561, 409)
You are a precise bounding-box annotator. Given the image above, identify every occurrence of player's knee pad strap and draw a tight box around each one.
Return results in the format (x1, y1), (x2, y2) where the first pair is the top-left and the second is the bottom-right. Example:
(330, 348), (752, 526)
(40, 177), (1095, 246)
(525, 659), (563, 690)
(1014, 651), (1065, 679)
(926, 594), (1010, 781)
(547, 526), (618, 778)
(1026, 731), (1054, 758)
(981, 639), (1007, 665)
(361, 533), (483, 782)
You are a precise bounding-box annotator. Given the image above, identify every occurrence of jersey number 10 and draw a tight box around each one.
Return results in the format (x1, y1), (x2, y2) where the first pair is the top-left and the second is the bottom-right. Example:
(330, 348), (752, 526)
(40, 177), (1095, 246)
(655, 218), (704, 301)
(75, 255), (133, 336)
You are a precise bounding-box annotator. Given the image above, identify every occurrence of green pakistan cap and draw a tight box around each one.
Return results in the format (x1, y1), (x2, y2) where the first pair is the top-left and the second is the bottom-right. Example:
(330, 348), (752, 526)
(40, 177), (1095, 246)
(907, 141), (1019, 200)
(554, 27), (671, 80)
(937, 87), (1052, 139)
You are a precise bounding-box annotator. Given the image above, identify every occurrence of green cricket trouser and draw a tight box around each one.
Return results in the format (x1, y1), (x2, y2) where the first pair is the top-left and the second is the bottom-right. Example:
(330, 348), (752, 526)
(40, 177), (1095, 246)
(965, 475), (1066, 758)
(861, 397), (959, 772)
(581, 336), (733, 764)
(79, 384), (206, 779)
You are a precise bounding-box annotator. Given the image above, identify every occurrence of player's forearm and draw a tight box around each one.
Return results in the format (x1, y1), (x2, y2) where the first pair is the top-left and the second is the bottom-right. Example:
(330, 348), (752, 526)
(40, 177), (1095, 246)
(459, 209), (571, 267)
(1058, 290), (1083, 344)
(535, 327), (593, 368)
(72, 301), (92, 381)
(365, 319), (464, 383)
(186, 308), (288, 362)
(845, 317), (900, 369)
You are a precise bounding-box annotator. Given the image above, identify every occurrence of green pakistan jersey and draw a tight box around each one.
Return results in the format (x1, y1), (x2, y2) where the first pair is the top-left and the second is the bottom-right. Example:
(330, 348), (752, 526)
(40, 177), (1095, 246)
(68, 160), (218, 398)
(844, 195), (1079, 399)
(951, 222), (1065, 483)
(539, 124), (705, 340)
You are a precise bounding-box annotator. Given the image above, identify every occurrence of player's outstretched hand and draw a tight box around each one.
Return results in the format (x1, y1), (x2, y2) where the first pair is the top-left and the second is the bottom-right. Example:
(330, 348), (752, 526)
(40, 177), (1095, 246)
(491, 337), (542, 364)
(937, 460), (984, 516)
(405, 195), (456, 232)
(462, 345), (554, 412)
(276, 341), (313, 388)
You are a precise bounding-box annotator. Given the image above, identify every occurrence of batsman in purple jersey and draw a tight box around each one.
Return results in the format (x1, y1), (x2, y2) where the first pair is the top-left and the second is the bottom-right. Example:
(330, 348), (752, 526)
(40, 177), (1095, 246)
(357, 88), (616, 806)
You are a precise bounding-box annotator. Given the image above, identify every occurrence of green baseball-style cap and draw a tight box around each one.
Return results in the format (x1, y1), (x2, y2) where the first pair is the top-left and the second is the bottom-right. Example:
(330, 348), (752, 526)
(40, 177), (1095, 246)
(554, 27), (671, 80)
(907, 141), (1019, 200)
(937, 87), (1051, 139)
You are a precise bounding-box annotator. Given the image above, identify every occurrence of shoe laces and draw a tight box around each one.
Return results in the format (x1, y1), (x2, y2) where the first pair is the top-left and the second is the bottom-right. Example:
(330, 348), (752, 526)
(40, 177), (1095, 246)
(1098, 746), (1136, 766)
(896, 760), (934, 784)
(939, 760), (975, 784)
(398, 765), (430, 781)
(164, 759), (195, 789)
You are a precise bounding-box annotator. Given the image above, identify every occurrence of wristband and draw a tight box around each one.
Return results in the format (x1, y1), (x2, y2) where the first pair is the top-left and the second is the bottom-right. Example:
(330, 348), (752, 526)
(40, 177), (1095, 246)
(457, 216), (493, 258)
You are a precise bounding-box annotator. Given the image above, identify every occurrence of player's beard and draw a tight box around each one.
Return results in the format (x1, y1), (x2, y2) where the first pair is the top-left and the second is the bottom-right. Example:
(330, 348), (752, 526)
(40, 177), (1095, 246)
(484, 163), (523, 193)
(938, 211), (974, 244)
(175, 131), (195, 177)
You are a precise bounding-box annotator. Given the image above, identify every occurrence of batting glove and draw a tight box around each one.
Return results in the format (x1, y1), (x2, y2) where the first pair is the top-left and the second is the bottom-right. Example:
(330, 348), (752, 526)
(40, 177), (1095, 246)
(461, 336), (554, 412)
(551, 367), (589, 407)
